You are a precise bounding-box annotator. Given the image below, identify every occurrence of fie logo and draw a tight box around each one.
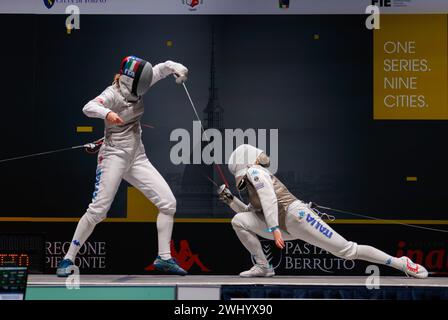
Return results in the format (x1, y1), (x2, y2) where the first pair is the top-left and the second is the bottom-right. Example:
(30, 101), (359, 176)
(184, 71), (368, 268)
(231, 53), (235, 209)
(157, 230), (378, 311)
(371, 0), (391, 7)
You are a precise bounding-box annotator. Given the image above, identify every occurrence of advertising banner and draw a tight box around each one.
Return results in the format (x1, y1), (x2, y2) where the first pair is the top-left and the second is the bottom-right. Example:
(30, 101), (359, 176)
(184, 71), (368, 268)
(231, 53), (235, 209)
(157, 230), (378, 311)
(0, 222), (446, 276)
(1, 1), (448, 15)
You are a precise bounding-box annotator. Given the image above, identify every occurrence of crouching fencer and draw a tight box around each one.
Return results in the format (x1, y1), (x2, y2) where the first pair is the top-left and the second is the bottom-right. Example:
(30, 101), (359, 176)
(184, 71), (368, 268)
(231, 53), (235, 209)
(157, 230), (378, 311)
(57, 56), (189, 277)
(219, 144), (428, 278)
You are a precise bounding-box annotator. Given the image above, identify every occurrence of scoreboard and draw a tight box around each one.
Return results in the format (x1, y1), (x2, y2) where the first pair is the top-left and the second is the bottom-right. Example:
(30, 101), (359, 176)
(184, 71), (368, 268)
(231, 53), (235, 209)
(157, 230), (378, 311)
(0, 234), (45, 273)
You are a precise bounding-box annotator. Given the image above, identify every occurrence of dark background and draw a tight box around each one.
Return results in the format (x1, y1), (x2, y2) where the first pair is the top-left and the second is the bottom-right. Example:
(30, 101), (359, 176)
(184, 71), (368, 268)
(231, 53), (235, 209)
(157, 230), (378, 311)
(0, 14), (447, 275)
(0, 14), (446, 219)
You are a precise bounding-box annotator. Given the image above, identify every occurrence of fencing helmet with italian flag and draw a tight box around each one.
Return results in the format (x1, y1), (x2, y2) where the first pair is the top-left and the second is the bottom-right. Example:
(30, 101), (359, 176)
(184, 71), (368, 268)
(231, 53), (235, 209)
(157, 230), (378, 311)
(118, 56), (153, 97)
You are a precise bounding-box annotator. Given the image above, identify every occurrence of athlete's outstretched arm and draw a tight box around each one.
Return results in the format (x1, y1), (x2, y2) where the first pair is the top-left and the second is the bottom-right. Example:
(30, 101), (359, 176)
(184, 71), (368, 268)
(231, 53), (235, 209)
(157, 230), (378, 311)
(151, 61), (188, 87)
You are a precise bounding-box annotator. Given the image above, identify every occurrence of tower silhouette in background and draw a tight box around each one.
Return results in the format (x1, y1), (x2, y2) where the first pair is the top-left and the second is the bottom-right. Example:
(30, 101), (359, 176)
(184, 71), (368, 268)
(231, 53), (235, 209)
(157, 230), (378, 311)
(178, 27), (229, 217)
(203, 31), (224, 131)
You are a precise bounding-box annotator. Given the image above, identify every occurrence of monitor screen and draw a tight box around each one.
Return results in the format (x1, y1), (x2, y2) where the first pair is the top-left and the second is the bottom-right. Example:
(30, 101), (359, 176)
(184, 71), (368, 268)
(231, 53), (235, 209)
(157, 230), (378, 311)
(0, 267), (28, 300)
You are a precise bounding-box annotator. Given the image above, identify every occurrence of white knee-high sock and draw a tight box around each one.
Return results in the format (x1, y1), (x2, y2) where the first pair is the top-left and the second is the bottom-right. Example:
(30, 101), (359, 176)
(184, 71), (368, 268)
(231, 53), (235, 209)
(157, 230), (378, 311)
(357, 245), (403, 270)
(157, 213), (173, 260)
(64, 213), (98, 262)
(233, 226), (268, 266)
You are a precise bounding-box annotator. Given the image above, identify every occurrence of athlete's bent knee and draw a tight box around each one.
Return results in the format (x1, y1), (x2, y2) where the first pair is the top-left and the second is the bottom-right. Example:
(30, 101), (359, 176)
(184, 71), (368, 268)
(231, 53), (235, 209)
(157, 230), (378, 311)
(159, 196), (176, 216)
(231, 213), (246, 230)
(84, 211), (106, 225)
(334, 241), (359, 260)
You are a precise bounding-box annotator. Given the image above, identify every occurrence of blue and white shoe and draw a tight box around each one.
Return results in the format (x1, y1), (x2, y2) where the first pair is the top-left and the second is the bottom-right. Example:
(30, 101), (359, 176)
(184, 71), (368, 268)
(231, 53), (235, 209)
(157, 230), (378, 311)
(56, 259), (75, 277)
(153, 256), (188, 276)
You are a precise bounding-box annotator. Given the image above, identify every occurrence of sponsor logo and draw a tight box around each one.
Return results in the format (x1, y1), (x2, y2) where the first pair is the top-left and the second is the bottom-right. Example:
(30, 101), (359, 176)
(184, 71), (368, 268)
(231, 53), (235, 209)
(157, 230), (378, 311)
(248, 240), (356, 274)
(43, 0), (55, 9)
(305, 213), (333, 239)
(371, 0), (391, 7)
(396, 240), (448, 275)
(249, 169), (259, 176)
(279, 0), (290, 9)
(145, 240), (210, 272)
(284, 242), (356, 273)
(182, 0), (203, 11)
(371, 0), (414, 8)
(251, 240), (282, 269)
(72, 240), (81, 247)
(46, 241), (107, 270)
(44, 0), (108, 10)
(405, 258), (419, 273)
(249, 169), (263, 189)
(297, 210), (306, 218)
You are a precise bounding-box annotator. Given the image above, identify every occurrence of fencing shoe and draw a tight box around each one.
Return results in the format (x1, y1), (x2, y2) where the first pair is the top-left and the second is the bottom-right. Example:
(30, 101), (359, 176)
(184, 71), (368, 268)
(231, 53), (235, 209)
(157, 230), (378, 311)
(56, 259), (75, 277)
(239, 264), (275, 278)
(153, 256), (188, 276)
(400, 256), (428, 279)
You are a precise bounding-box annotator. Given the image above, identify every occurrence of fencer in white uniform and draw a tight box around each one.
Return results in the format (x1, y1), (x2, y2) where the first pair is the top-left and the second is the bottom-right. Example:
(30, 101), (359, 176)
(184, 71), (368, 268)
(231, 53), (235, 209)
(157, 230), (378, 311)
(219, 144), (428, 278)
(57, 56), (188, 276)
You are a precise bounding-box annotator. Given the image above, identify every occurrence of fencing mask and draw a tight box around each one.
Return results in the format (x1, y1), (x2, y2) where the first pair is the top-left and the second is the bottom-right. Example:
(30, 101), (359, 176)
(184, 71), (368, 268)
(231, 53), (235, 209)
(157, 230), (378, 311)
(118, 56), (153, 98)
(228, 144), (270, 190)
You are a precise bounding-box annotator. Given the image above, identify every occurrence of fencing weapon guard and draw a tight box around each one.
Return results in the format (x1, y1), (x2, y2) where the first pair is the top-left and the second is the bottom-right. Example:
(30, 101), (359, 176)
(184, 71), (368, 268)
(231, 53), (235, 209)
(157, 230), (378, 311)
(0, 138), (104, 164)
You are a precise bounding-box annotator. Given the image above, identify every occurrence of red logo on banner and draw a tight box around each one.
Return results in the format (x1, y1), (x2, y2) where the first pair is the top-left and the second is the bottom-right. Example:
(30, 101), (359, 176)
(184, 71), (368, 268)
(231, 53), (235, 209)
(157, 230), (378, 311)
(182, 0), (203, 11)
(145, 240), (210, 272)
(189, 0), (199, 8)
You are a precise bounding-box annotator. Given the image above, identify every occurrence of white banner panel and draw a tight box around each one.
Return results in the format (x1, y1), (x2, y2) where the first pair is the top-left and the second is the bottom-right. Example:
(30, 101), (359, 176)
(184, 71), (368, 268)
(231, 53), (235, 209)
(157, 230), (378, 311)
(0, 0), (447, 15)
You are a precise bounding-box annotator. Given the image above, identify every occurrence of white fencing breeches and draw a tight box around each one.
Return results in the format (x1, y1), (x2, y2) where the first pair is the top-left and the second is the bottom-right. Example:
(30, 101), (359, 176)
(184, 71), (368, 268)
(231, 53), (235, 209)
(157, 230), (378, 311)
(65, 142), (176, 261)
(231, 201), (403, 270)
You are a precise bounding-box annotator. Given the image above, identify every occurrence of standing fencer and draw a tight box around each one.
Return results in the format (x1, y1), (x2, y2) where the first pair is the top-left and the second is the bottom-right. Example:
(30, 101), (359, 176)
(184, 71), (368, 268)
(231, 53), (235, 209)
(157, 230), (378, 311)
(219, 144), (428, 278)
(57, 56), (188, 276)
